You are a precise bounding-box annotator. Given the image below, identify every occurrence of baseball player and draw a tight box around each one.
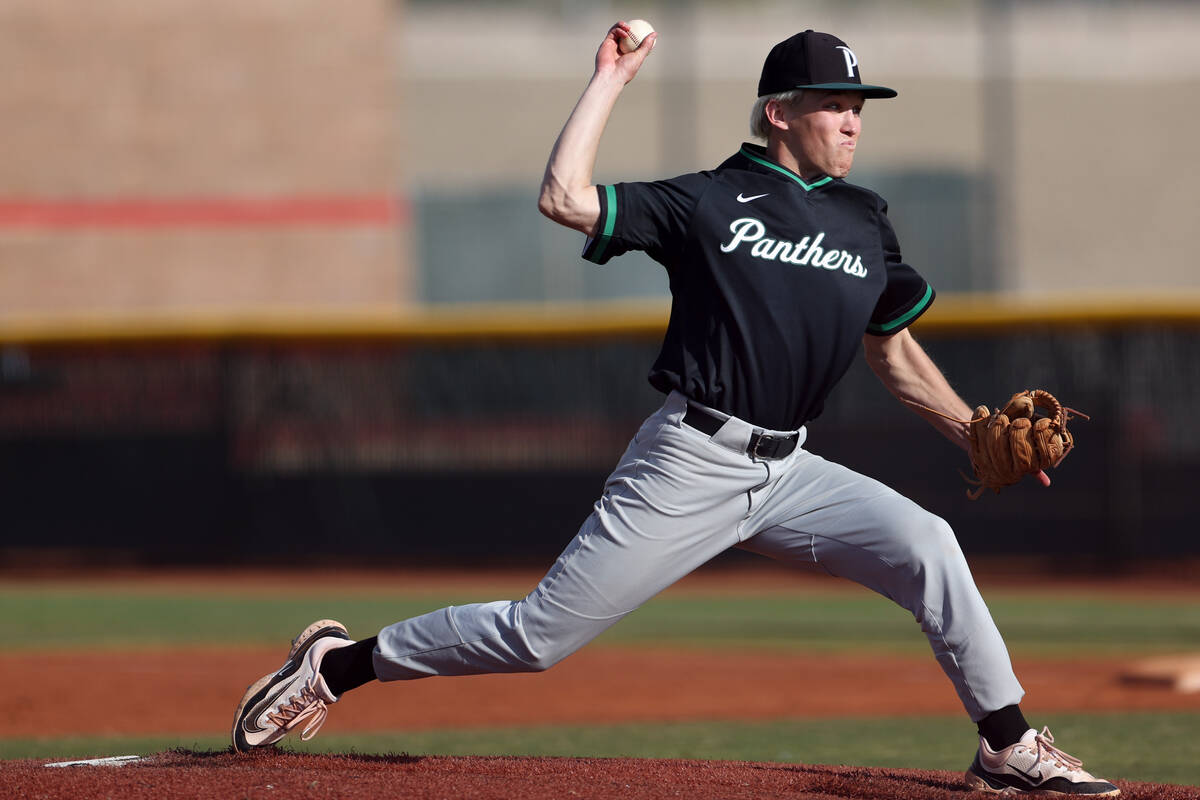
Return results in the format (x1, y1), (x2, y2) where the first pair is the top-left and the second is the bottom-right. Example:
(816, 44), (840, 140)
(233, 24), (1118, 796)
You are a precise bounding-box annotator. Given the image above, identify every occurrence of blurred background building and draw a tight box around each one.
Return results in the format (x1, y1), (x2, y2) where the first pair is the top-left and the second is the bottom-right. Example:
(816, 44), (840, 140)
(1, 0), (1197, 314)
(1, 0), (1198, 568)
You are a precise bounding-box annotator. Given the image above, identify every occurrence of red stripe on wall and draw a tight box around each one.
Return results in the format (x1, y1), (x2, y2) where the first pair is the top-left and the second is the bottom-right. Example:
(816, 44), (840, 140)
(0, 195), (407, 228)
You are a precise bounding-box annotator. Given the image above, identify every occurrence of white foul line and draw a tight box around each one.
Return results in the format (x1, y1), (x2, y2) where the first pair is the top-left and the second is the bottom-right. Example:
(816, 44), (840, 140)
(44, 755), (145, 768)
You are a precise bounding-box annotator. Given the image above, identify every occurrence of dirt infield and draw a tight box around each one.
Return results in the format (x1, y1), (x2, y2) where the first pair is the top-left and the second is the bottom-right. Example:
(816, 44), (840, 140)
(4, 565), (1199, 740)
(3, 647), (1200, 738)
(4, 567), (1199, 798)
(5, 645), (1200, 799)
(6, 750), (1199, 800)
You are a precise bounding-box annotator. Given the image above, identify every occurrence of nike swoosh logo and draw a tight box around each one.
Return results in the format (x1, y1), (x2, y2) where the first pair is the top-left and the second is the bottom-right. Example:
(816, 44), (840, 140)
(736, 192), (769, 203)
(240, 659), (301, 735)
(242, 673), (299, 734)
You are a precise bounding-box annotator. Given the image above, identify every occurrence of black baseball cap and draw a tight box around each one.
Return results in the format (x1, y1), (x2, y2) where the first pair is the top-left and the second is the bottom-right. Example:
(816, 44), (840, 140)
(757, 30), (897, 99)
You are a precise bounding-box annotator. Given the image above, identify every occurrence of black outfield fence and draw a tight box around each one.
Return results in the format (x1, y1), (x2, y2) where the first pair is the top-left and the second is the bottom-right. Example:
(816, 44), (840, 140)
(1, 302), (1196, 568)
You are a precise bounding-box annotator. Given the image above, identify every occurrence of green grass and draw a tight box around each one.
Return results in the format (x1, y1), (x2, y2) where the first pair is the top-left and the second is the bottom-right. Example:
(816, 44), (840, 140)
(5, 713), (1197, 785)
(610, 593), (1200, 654)
(3, 578), (1197, 785)
(1, 583), (1197, 655)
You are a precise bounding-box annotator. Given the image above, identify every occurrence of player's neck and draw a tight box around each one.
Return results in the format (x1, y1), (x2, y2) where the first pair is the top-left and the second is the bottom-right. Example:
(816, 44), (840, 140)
(765, 138), (823, 183)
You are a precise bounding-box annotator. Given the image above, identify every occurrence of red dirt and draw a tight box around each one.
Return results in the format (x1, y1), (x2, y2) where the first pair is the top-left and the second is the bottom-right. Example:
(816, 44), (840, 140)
(3, 646), (1198, 739)
(4, 751), (1198, 800)
(5, 567), (1199, 798)
(4, 566), (1200, 740)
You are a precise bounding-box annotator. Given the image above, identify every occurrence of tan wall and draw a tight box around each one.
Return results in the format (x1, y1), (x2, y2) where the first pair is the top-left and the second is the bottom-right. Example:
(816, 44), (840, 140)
(1013, 80), (1200, 292)
(404, 2), (1200, 295)
(2, 1), (1198, 319)
(0, 0), (406, 316)
(0, 229), (402, 314)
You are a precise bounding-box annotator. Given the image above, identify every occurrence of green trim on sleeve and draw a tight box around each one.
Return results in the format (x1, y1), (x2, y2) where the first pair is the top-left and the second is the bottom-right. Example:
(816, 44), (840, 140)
(585, 185), (618, 264)
(867, 283), (935, 334)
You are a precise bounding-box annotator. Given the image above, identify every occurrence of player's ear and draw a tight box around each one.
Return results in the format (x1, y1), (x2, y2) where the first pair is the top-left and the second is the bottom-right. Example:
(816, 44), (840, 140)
(763, 98), (791, 132)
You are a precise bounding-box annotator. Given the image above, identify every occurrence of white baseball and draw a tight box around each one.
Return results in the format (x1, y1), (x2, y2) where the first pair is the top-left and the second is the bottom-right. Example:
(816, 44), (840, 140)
(618, 19), (655, 54)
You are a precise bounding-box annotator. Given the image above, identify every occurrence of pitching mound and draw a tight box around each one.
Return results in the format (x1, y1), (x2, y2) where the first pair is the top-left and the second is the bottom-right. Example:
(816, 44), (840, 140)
(7, 750), (1198, 800)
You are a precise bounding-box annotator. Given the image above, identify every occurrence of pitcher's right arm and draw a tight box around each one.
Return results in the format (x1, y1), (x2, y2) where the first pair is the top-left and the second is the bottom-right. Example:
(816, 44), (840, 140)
(537, 21), (657, 236)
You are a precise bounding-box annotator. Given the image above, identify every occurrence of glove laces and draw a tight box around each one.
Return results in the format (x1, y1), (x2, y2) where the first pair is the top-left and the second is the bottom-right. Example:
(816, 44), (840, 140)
(1031, 727), (1084, 772)
(265, 679), (330, 742)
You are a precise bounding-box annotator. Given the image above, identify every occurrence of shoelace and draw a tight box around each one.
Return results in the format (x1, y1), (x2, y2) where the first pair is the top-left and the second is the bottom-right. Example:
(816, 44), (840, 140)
(264, 680), (329, 742)
(1031, 727), (1084, 772)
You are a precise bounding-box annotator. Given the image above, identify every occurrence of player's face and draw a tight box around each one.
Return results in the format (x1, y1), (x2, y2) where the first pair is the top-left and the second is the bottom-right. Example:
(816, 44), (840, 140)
(780, 91), (864, 180)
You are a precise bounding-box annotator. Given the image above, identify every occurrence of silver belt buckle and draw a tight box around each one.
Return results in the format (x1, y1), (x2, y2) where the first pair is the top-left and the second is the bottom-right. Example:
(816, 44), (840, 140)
(750, 431), (772, 459)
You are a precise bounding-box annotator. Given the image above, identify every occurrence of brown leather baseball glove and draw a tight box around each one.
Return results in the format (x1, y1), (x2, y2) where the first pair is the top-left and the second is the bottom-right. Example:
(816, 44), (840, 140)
(962, 389), (1087, 499)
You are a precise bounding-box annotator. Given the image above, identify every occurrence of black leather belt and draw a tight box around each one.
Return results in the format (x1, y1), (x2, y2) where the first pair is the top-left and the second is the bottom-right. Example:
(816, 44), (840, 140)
(683, 403), (799, 460)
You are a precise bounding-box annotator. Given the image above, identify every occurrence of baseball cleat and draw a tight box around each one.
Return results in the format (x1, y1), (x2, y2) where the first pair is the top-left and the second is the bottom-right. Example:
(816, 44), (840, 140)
(965, 727), (1119, 796)
(231, 619), (353, 753)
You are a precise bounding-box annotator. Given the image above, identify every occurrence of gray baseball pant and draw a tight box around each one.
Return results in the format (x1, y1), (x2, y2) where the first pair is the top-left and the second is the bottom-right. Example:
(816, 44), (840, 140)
(373, 390), (1024, 721)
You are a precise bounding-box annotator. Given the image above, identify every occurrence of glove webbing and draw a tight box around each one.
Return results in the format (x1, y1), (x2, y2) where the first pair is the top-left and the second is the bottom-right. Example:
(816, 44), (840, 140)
(901, 392), (1088, 499)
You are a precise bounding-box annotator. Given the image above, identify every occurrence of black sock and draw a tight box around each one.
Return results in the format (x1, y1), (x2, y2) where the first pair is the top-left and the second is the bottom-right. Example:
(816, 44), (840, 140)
(319, 636), (379, 696)
(977, 704), (1031, 750)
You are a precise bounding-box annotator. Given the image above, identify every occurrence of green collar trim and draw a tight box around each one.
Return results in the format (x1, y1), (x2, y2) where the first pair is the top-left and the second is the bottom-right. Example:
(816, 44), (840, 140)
(740, 146), (833, 192)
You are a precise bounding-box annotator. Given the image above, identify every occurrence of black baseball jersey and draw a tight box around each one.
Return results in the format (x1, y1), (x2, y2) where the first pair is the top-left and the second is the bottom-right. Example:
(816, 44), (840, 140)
(583, 142), (934, 431)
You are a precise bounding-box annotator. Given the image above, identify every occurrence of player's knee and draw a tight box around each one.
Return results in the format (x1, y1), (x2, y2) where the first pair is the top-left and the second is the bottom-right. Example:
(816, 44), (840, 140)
(523, 654), (560, 673)
(517, 646), (568, 673)
(507, 620), (569, 672)
(897, 512), (962, 577)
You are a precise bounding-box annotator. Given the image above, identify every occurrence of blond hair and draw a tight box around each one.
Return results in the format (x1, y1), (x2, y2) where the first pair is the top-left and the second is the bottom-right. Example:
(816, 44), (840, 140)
(749, 89), (805, 139)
